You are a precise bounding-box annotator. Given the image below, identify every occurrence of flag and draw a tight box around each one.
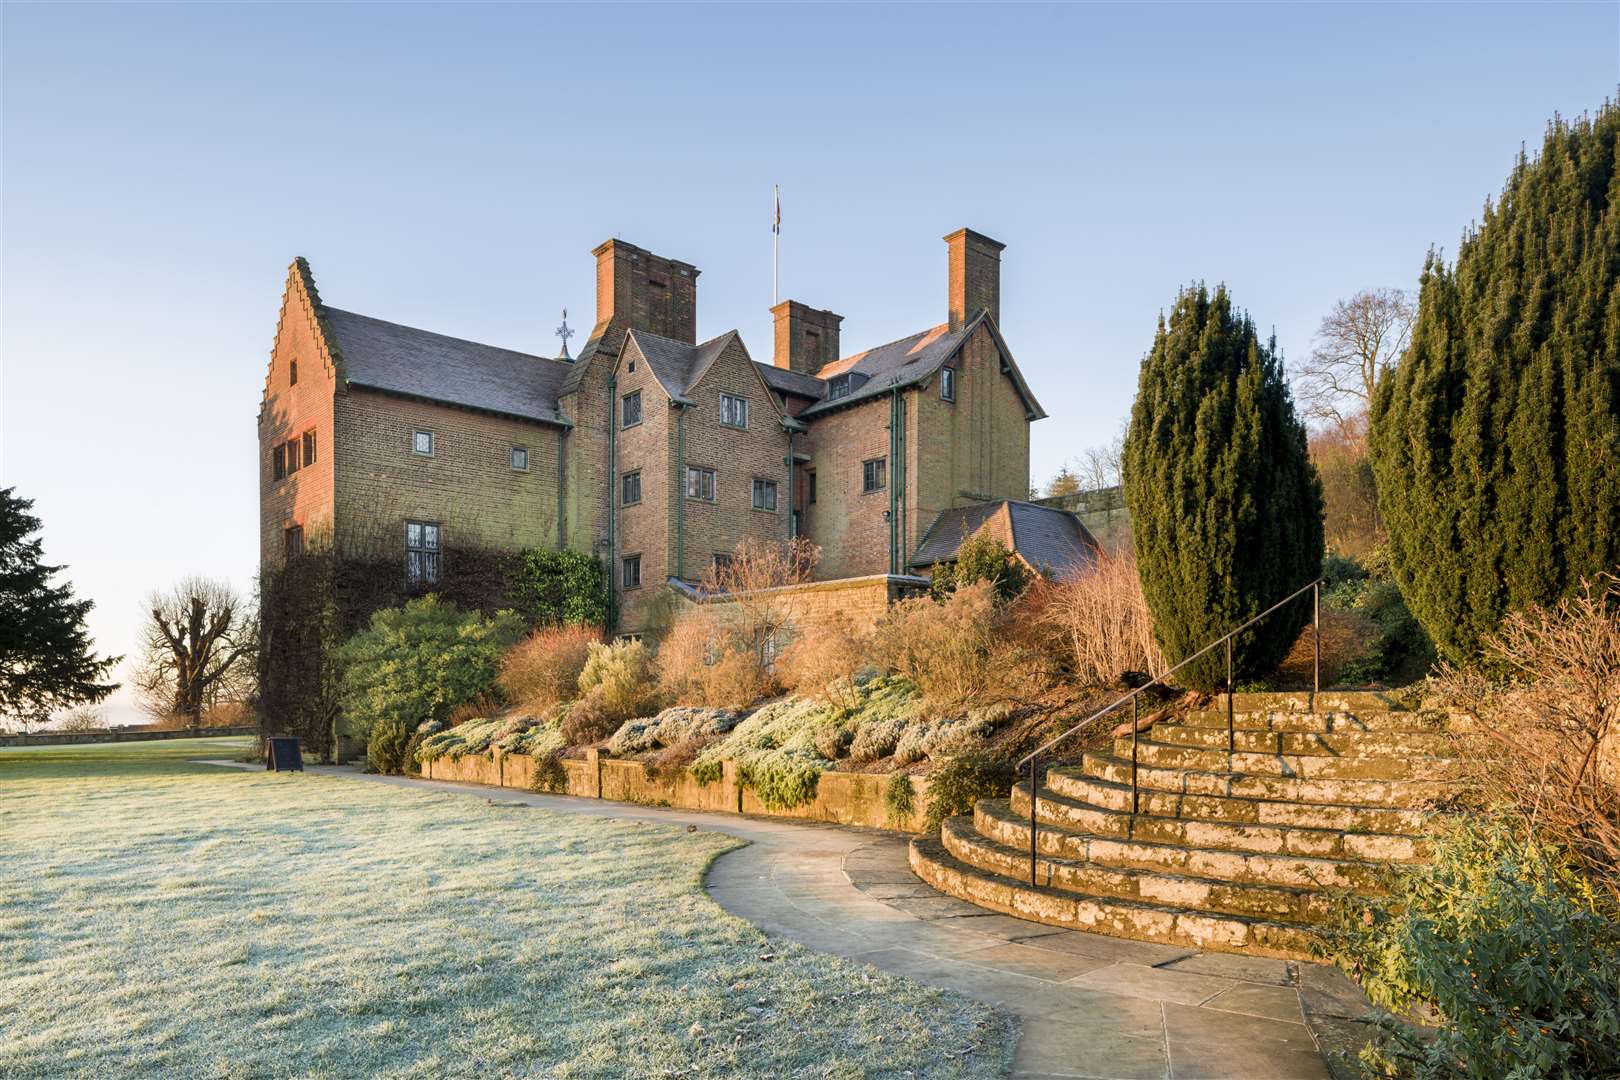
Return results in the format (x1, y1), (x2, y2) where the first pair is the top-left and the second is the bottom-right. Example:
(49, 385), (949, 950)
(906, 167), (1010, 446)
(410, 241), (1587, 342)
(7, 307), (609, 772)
(773, 185), (780, 235)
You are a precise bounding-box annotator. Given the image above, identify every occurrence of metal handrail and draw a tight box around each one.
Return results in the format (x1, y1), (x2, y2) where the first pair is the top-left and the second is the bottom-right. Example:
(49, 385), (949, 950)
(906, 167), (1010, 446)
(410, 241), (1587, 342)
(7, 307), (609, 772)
(1018, 576), (1323, 886)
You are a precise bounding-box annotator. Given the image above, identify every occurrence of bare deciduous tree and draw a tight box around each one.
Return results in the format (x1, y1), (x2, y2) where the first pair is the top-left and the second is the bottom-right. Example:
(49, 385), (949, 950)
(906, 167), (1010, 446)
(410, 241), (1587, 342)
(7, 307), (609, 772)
(1294, 288), (1415, 431)
(135, 577), (257, 727)
(699, 537), (821, 668)
(1079, 435), (1124, 494)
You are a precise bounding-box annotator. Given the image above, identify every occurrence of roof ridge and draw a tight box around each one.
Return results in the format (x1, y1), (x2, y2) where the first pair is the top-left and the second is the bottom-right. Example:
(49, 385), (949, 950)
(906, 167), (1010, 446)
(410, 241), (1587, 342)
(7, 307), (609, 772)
(816, 320), (954, 376)
(324, 306), (566, 366)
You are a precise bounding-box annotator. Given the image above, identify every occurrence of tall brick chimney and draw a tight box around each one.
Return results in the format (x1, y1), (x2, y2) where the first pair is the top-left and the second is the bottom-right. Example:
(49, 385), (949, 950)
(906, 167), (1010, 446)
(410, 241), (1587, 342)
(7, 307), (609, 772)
(591, 239), (700, 345)
(770, 300), (843, 375)
(945, 228), (1004, 331)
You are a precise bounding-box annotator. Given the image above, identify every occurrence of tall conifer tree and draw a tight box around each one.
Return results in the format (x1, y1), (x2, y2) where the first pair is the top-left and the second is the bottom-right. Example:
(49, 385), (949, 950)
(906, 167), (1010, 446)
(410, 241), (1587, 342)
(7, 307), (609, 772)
(1123, 285), (1324, 690)
(1370, 104), (1620, 661)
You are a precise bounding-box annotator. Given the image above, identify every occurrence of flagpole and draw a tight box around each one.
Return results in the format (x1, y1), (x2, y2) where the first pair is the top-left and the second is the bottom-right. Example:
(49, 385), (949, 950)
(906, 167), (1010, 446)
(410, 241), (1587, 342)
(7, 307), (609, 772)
(772, 184), (779, 306)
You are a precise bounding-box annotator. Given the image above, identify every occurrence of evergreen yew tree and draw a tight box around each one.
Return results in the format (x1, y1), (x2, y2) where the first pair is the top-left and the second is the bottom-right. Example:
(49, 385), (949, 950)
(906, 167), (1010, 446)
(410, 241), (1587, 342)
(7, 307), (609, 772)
(1122, 286), (1324, 690)
(1370, 104), (1620, 661)
(0, 488), (119, 723)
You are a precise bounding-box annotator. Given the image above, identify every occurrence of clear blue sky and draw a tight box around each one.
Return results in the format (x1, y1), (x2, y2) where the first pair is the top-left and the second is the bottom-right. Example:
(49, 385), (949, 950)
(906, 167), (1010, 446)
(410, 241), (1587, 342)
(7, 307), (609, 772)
(3, 2), (1615, 721)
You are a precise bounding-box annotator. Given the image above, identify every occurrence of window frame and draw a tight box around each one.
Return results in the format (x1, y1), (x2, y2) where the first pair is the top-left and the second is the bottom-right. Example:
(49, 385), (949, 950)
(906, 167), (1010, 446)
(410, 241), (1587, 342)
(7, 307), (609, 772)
(940, 366), (956, 402)
(862, 457), (887, 494)
(621, 390), (643, 429)
(285, 439), (301, 475)
(751, 477), (778, 512)
(511, 446), (529, 472)
(272, 443), (287, 481)
(405, 520), (442, 585)
(621, 553), (642, 590)
(621, 469), (642, 506)
(685, 465), (717, 503)
(289, 358), (298, 386)
(284, 524), (304, 558)
(807, 470), (817, 505)
(302, 430), (317, 467)
(719, 392), (749, 430)
(412, 430), (435, 457)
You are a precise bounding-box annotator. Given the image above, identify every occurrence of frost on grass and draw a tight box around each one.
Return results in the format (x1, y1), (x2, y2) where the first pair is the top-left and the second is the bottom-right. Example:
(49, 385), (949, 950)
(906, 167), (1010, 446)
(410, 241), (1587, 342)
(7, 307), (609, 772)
(0, 740), (1013, 1079)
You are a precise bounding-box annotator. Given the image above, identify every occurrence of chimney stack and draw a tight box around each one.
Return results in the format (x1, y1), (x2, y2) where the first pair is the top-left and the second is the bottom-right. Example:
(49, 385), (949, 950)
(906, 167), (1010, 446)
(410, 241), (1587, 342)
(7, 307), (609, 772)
(945, 228), (1004, 331)
(771, 300), (843, 375)
(591, 239), (700, 346)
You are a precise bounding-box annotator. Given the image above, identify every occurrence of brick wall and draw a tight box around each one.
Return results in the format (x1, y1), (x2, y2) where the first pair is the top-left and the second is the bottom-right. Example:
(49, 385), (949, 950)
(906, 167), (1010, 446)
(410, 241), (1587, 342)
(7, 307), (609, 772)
(799, 395), (897, 579)
(668, 573), (928, 640)
(258, 270), (337, 566)
(332, 389), (563, 556)
(612, 336), (676, 632)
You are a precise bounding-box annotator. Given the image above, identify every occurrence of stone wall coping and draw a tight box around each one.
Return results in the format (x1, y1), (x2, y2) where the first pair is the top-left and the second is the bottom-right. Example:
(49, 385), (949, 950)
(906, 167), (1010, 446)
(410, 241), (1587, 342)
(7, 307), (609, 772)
(0, 725), (257, 748)
(672, 572), (931, 603)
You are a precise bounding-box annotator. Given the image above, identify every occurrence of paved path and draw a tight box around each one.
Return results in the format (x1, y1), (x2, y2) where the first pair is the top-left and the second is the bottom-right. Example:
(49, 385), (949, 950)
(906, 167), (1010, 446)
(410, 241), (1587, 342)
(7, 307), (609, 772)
(205, 763), (1375, 1079)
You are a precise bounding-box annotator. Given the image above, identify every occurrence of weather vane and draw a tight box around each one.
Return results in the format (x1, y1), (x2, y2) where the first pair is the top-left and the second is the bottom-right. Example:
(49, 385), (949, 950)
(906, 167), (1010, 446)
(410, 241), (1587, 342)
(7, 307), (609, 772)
(555, 308), (574, 360)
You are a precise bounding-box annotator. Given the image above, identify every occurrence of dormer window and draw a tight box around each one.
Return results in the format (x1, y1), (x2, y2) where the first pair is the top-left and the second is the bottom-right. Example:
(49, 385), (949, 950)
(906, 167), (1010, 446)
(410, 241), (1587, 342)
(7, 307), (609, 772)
(826, 372), (869, 401)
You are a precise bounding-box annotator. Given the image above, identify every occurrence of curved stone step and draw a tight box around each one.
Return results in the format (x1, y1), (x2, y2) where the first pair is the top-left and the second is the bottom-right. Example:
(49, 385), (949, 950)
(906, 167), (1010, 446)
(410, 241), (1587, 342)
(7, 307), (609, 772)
(1112, 738), (1453, 781)
(944, 812), (1337, 922)
(976, 798), (1385, 891)
(1009, 782), (1427, 862)
(1182, 708), (1449, 735)
(1146, 724), (1454, 758)
(909, 835), (1321, 960)
(1041, 765), (1437, 836)
(1217, 690), (1410, 713)
(1073, 752), (1455, 809)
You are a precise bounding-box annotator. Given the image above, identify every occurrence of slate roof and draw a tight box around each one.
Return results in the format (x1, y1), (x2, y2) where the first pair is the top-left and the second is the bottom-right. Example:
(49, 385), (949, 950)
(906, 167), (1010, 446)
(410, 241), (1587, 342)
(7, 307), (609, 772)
(798, 312), (1045, 420)
(628, 329), (737, 404)
(911, 500), (1099, 582)
(322, 307), (571, 425)
(755, 362), (827, 400)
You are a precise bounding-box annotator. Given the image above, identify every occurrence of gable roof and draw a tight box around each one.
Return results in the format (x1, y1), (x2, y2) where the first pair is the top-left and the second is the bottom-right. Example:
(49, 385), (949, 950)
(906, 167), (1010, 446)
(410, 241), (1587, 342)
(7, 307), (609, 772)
(627, 328), (738, 405)
(322, 307), (572, 425)
(797, 312), (1045, 420)
(755, 362), (827, 400)
(911, 500), (1098, 582)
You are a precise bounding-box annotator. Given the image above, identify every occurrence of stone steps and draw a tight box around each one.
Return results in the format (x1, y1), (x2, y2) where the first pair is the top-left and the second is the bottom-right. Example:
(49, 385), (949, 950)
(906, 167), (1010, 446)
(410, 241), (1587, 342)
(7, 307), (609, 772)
(909, 835), (1320, 960)
(1148, 723), (1454, 757)
(913, 692), (1450, 961)
(1074, 752), (1455, 808)
(1008, 783), (1428, 862)
(1112, 737), (1453, 781)
(1182, 708), (1450, 734)
(945, 812), (1340, 922)
(978, 798), (1387, 891)
(1039, 765), (1436, 836)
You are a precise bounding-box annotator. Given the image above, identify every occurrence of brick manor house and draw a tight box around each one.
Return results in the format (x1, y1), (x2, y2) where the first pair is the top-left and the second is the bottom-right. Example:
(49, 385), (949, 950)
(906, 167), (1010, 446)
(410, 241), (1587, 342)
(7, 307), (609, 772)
(257, 227), (1097, 633)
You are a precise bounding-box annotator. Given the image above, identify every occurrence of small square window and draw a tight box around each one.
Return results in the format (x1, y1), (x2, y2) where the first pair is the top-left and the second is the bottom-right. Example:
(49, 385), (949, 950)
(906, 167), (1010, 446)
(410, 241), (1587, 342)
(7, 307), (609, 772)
(621, 554), (642, 589)
(686, 466), (716, 502)
(720, 393), (749, 429)
(807, 471), (817, 505)
(752, 478), (778, 512)
(863, 458), (886, 493)
(511, 446), (529, 471)
(272, 443), (286, 481)
(303, 430), (317, 467)
(622, 470), (642, 506)
(712, 552), (733, 574)
(622, 391), (643, 428)
(289, 358), (298, 386)
(940, 366), (956, 402)
(413, 430), (434, 456)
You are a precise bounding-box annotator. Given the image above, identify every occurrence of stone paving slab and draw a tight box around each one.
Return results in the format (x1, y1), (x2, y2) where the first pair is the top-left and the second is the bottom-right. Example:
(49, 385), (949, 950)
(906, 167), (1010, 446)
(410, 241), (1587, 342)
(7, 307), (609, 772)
(201, 761), (1374, 1078)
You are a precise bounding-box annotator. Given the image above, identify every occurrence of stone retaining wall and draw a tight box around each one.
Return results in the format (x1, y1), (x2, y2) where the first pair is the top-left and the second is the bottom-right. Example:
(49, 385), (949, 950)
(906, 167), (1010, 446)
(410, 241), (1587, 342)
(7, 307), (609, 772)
(0, 725), (257, 748)
(419, 748), (932, 833)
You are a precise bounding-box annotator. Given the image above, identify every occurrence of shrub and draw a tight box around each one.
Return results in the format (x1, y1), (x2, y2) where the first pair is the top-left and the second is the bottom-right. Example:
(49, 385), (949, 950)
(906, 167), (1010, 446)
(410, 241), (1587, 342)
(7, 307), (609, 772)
(1122, 283), (1324, 690)
(930, 530), (1031, 603)
(505, 548), (608, 628)
(336, 596), (523, 773)
(414, 711), (565, 764)
(923, 754), (1016, 834)
(1435, 574), (1620, 902)
(871, 582), (1043, 708)
(657, 605), (774, 709)
(1034, 549), (1164, 686)
(499, 625), (600, 709)
(689, 696), (834, 809)
(777, 611), (870, 710)
(608, 706), (743, 756)
(1329, 815), (1620, 1078)
(884, 775), (916, 828)
(577, 638), (661, 718)
(1371, 104), (1620, 662)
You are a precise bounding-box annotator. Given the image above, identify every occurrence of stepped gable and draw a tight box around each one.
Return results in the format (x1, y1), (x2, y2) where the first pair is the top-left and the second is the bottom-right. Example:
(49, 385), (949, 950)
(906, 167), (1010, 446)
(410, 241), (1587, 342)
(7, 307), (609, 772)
(910, 691), (1458, 961)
